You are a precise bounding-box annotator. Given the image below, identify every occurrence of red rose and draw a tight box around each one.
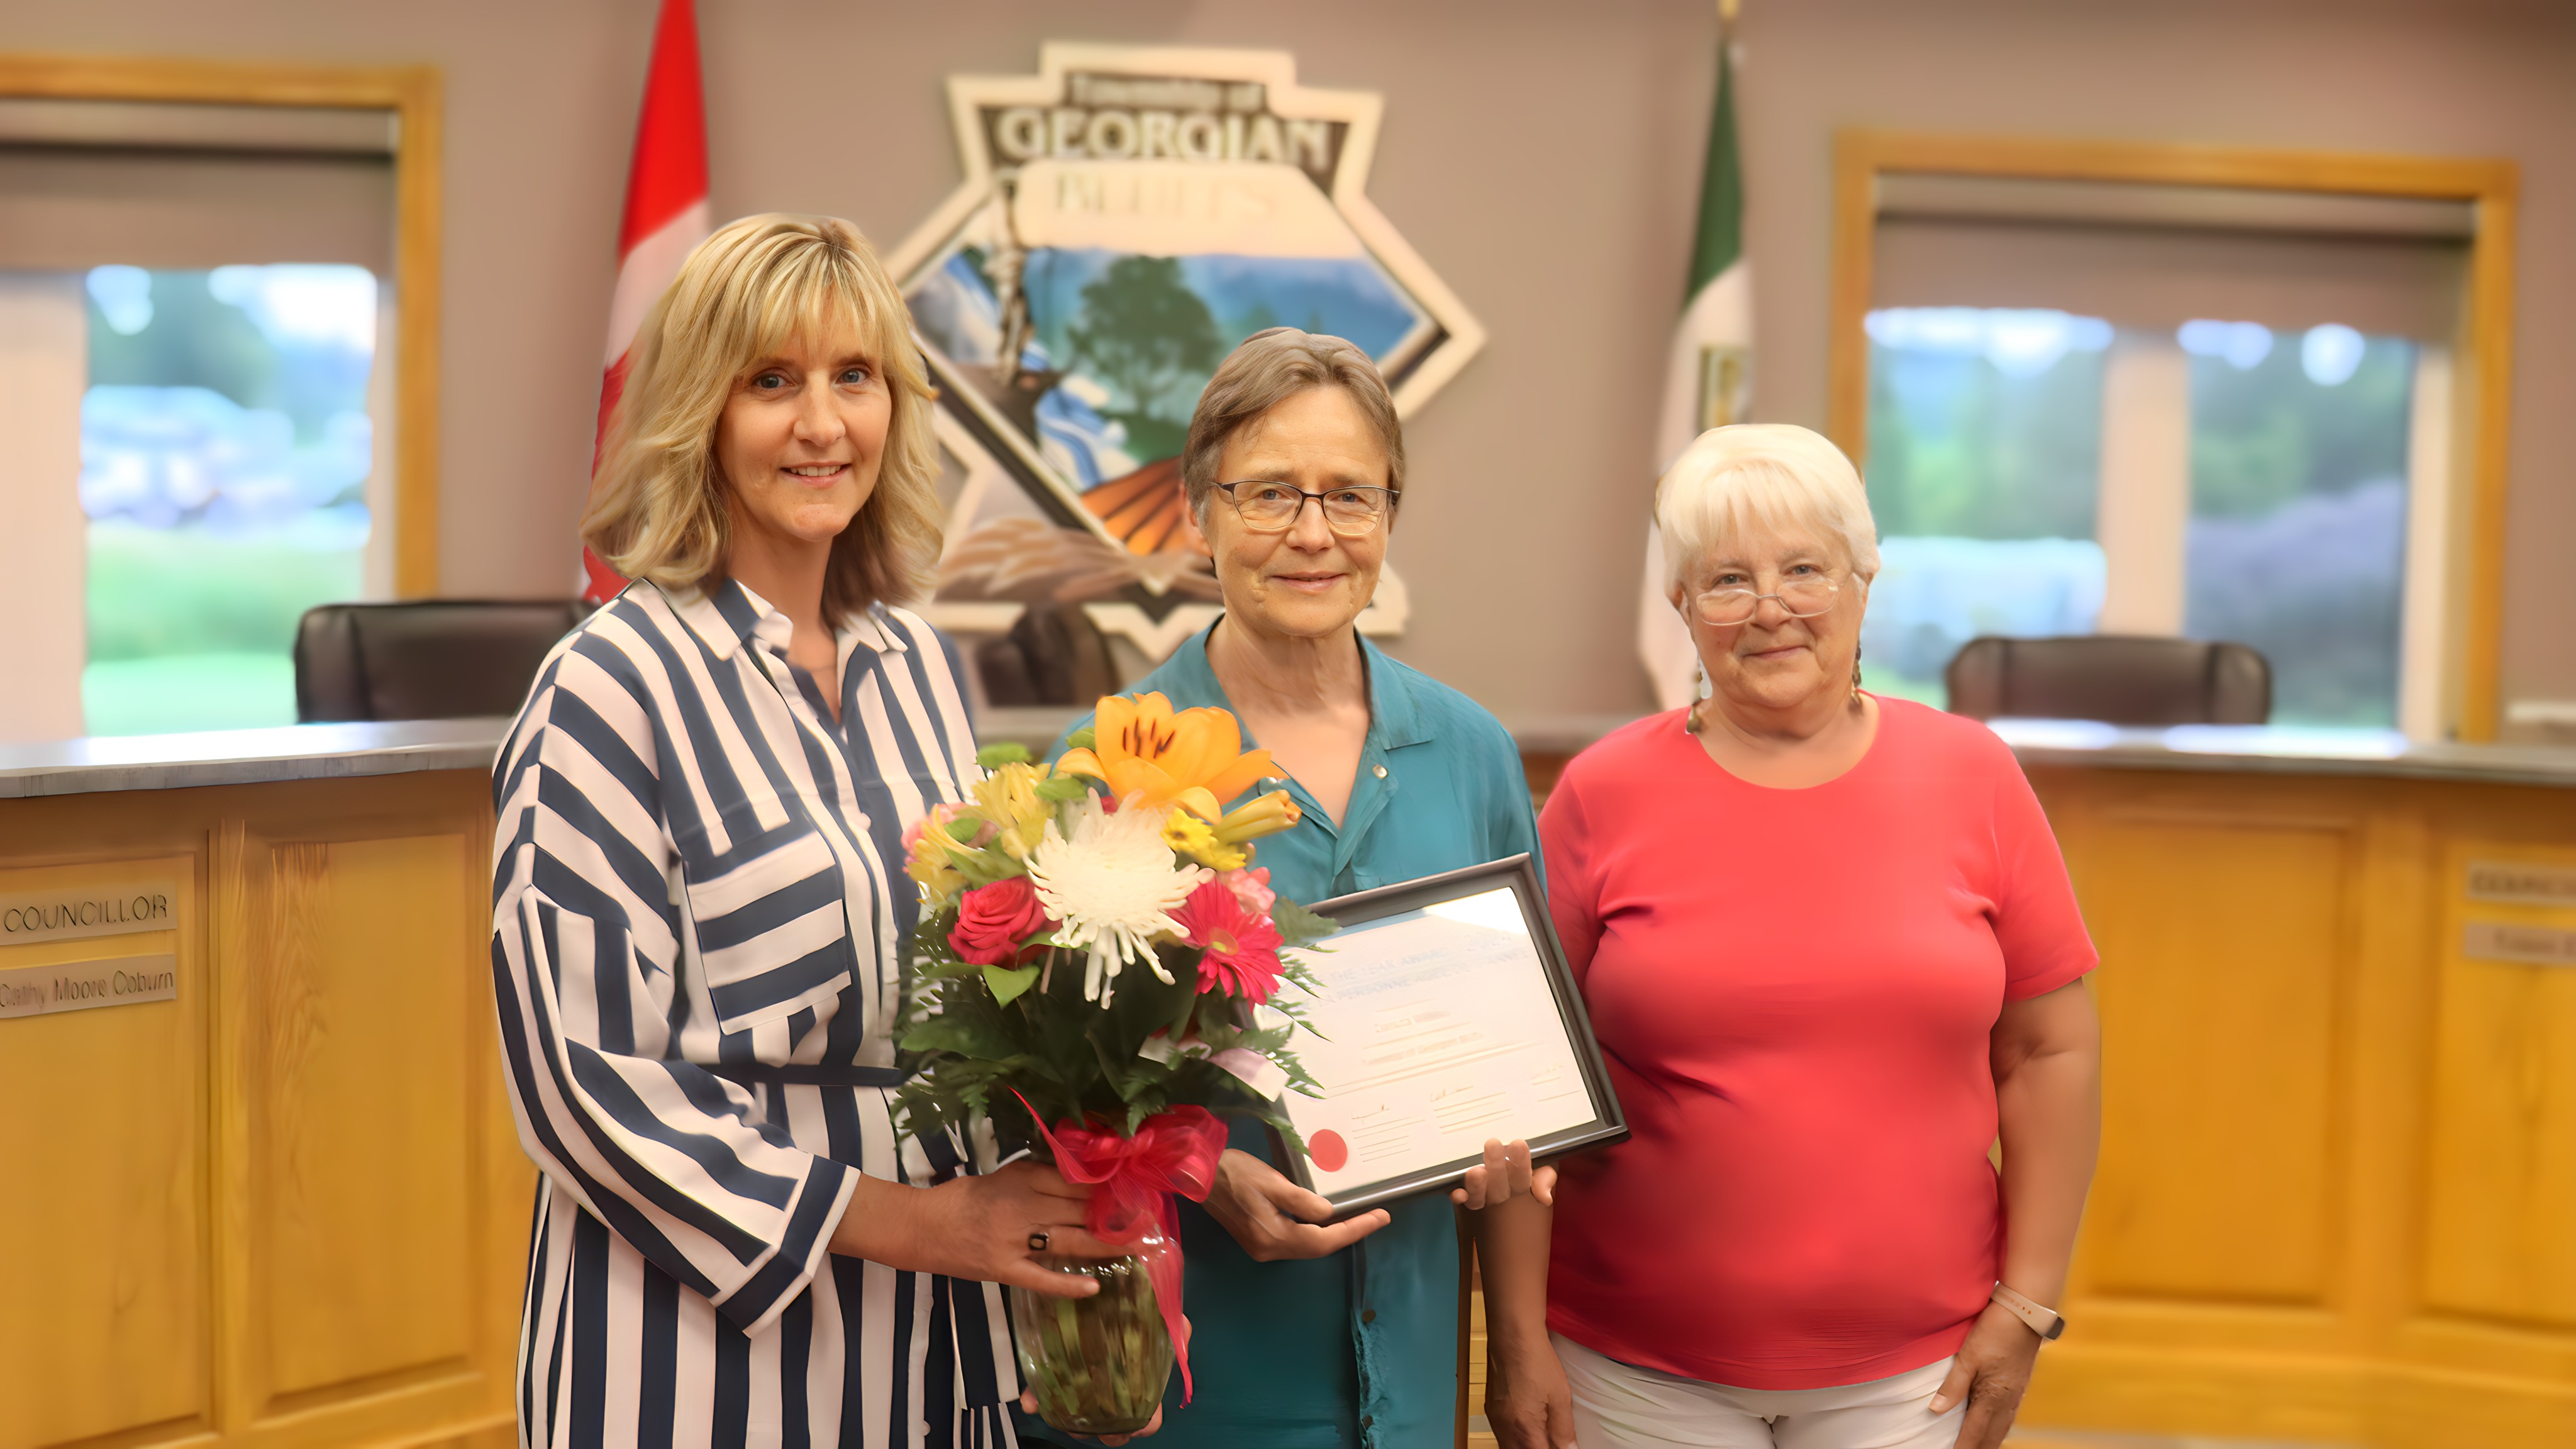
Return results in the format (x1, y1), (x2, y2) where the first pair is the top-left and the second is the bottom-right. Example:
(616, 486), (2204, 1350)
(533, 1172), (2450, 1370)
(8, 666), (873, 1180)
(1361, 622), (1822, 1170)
(948, 876), (1053, 966)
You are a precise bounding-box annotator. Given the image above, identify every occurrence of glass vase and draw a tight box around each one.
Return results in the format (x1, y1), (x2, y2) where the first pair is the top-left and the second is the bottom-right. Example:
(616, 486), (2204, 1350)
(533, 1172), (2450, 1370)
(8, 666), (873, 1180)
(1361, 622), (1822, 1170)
(1008, 1232), (1174, 1437)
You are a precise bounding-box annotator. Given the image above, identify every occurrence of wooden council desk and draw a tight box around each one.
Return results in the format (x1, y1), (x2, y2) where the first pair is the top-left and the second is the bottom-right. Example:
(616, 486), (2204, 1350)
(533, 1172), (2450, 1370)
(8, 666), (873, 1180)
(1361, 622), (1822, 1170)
(4, 718), (2573, 1449)
(1998, 721), (2576, 1449)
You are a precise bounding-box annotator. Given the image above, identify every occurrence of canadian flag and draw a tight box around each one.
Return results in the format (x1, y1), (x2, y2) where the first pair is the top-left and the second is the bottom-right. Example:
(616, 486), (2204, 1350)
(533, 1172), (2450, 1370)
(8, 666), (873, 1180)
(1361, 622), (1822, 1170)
(582, 0), (711, 602)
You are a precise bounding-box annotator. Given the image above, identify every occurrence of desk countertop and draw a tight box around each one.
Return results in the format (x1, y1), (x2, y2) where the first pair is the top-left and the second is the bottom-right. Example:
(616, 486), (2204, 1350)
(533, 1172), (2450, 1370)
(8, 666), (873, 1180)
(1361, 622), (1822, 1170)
(7, 712), (2576, 799)
(1984, 718), (2576, 789)
(0, 710), (1091, 799)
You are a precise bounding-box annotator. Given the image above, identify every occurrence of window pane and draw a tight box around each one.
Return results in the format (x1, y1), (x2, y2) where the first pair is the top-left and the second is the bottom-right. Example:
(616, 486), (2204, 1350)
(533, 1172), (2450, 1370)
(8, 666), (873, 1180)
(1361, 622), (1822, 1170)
(2183, 321), (2411, 727)
(1860, 307), (2110, 704)
(81, 265), (376, 735)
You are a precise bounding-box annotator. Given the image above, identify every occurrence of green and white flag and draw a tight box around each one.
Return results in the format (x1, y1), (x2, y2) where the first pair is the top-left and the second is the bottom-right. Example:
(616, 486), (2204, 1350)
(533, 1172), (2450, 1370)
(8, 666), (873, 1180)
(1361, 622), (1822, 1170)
(1640, 12), (1751, 711)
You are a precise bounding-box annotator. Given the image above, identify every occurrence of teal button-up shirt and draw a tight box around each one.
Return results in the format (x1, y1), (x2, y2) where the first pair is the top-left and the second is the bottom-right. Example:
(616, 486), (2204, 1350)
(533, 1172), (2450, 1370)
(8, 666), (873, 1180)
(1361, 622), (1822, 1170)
(1019, 623), (1540, 1449)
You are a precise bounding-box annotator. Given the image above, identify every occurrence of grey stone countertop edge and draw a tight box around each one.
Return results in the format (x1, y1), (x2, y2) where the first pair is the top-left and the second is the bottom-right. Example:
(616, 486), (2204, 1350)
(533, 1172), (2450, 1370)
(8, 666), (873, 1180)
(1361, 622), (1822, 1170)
(0, 710), (1092, 800)
(8, 710), (2576, 799)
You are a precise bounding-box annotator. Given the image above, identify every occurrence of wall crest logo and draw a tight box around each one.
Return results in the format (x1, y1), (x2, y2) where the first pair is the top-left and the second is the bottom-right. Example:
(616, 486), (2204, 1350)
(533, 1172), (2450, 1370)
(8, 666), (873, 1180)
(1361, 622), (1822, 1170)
(888, 44), (1482, 708)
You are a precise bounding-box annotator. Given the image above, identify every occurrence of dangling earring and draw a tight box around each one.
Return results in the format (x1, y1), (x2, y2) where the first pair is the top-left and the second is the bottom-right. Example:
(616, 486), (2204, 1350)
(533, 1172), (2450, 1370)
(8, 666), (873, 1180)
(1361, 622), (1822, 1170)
(1852, 640), (1865, 701)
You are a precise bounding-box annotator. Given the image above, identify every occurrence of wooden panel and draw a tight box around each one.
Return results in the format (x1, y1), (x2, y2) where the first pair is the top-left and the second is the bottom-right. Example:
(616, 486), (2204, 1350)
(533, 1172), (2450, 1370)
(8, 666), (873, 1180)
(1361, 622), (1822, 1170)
(250, 833), (476, 1411)
(0, 771), (521, 1449)
(2419, 843), (2576, 1329)
(0, 855), (209, 1449)
(2072, 813), (2352, 1306)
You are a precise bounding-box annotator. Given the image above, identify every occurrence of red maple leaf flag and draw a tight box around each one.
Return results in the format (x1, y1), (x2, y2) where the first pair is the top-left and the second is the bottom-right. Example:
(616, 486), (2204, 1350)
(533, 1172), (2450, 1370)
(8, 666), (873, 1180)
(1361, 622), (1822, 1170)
(583, 0), (711, 602)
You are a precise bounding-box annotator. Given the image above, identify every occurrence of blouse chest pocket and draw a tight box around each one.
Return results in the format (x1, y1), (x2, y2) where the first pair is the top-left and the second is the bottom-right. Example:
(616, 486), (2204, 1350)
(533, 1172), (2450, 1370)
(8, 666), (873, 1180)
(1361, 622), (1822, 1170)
(680, 824), (859, 1035)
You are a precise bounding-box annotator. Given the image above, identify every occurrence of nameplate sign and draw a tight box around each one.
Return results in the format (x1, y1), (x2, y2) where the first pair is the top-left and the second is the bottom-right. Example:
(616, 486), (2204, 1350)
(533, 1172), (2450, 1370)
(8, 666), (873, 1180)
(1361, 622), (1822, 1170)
(2463, 921), (2576, 968)
(0, 953), (179, 1019)
(2465, 860), (2576, 908)
(0, 880), (177, 945)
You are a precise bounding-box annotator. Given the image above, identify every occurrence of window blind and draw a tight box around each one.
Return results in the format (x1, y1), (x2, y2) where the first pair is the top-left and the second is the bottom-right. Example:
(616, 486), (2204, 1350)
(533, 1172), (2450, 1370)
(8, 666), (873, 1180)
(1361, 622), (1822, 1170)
(1872, 175), (2470, 340)
(0, 99), (395, 274)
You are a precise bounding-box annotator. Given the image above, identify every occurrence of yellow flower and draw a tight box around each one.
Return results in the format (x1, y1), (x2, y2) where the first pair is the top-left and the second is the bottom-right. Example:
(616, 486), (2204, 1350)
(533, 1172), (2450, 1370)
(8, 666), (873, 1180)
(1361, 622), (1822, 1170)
(1212, 789), (1302, 845)
(905, 804), (971, 907)
(1057, 692), (1276, 821)
(973, 760), (1053, 860)
(1162, 808), (1248, 871)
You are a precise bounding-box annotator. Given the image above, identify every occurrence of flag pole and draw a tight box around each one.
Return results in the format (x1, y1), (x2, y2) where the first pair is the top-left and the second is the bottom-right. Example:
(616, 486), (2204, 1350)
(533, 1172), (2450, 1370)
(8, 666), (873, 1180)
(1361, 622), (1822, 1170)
(1640, 0), (1752, 710)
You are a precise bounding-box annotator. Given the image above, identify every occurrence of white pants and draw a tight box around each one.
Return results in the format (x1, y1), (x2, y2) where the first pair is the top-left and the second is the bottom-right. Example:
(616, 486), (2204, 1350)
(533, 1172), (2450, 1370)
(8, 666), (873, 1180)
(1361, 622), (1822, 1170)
(1555, 1333), (1966, 1449)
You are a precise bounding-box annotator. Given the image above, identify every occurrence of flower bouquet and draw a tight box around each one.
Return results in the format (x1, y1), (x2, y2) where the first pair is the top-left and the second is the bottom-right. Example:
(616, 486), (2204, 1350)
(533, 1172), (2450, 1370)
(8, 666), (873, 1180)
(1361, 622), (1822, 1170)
(894, 693), (1335, 1436)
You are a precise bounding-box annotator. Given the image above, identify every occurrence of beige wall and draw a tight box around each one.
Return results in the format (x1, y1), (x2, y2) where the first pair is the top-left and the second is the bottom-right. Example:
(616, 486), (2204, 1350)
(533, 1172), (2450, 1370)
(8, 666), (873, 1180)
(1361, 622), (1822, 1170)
(4, 0), (2569, 725)
(0, 274), (88, 742)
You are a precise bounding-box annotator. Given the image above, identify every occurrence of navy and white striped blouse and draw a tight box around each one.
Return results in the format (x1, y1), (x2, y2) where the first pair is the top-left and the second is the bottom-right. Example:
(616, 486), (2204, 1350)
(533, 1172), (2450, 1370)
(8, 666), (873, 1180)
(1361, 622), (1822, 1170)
(491, 576), (1018, 1449)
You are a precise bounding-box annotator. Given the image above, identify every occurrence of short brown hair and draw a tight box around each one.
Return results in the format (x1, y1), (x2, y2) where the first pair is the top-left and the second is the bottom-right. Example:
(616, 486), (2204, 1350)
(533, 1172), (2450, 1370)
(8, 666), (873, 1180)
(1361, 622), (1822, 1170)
(581, 213), (942, 624)
(1180, 328), (1405, 519)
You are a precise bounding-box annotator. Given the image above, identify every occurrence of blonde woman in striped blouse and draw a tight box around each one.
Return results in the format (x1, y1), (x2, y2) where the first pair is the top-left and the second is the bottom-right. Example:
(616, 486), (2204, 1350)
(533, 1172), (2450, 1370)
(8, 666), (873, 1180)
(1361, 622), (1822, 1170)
(493, 214), (1123, 1449)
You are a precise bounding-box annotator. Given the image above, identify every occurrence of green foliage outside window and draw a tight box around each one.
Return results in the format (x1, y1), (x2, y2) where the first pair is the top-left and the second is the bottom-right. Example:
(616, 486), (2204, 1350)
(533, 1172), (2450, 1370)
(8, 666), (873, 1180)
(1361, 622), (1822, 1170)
(2185, 331), (2414, 727)
(89, 272), (278, 408)
(2189, 335), (2413, 518)
(1865, 343), (2104, 542)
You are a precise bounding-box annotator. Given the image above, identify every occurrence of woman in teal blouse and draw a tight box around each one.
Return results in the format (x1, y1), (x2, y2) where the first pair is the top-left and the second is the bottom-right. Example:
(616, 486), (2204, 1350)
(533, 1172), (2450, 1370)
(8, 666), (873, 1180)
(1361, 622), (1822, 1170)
(1024, 329), (1543, 1449)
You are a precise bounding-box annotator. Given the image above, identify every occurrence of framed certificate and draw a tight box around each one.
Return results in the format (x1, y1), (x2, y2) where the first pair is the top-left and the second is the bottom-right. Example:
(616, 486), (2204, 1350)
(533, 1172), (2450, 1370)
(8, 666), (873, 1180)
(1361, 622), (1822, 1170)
(1275, 855), (1626, 1213)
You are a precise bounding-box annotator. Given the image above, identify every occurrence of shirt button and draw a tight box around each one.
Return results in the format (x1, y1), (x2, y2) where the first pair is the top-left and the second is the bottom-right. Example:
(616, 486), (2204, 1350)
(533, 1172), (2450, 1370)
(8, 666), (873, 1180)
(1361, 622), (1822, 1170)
(1372, 764), (1388, 779)
(1360, 1308), (1377, 1323)
(1360, 1416), (1374, 1430)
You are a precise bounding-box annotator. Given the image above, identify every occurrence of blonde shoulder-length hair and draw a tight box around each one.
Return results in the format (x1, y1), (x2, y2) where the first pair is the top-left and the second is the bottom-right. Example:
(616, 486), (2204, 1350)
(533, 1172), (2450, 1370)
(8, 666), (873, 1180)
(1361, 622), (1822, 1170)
(582, 213), (941, 625)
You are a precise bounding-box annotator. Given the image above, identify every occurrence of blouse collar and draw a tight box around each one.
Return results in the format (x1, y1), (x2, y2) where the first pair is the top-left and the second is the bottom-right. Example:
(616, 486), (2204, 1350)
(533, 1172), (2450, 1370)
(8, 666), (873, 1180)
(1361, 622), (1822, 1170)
(661, 576), (908, 663)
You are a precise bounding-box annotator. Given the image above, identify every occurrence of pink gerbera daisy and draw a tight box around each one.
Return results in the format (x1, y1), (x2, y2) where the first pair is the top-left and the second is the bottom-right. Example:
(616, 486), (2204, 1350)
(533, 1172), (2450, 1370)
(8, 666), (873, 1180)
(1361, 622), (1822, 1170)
(1172, 877), (1285, 1002)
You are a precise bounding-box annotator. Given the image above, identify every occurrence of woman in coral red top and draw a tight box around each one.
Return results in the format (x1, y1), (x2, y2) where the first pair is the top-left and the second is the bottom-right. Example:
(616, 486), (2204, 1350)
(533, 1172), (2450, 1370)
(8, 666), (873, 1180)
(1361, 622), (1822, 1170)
(1478, 425), (2102, 1449)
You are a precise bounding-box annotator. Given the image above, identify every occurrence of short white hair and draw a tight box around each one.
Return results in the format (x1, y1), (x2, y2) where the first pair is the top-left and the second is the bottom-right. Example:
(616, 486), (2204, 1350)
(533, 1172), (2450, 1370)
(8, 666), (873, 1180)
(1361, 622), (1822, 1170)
(1657, 424), (1881, 590)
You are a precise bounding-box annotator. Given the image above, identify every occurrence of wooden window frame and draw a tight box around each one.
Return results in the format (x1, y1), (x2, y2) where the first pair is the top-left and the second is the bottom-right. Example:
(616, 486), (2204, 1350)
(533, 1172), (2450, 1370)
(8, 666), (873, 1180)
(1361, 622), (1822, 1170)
(1828, 131), (2518, 740)
(0, 53), (443, 597)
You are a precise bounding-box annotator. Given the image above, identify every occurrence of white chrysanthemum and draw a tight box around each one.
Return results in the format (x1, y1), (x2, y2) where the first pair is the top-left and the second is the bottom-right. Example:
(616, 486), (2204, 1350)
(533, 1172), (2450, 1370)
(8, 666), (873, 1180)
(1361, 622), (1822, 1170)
(1025, 797), (1209, 1006)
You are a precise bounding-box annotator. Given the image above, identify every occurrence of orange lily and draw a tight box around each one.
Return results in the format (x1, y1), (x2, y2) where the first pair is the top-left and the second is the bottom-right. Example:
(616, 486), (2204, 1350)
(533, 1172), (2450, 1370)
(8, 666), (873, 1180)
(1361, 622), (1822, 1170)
(1058, 692), (1277, 821)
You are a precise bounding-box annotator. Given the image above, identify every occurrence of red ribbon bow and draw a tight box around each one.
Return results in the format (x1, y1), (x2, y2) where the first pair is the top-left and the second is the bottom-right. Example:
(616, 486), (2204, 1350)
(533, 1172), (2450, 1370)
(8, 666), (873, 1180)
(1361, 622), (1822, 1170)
(1016, 1097), (1228, 1402)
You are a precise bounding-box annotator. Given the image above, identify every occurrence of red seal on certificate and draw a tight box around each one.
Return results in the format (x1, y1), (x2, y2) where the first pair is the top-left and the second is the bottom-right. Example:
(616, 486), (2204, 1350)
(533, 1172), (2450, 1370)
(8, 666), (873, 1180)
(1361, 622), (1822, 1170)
(1307, 1130), (1350, 1174)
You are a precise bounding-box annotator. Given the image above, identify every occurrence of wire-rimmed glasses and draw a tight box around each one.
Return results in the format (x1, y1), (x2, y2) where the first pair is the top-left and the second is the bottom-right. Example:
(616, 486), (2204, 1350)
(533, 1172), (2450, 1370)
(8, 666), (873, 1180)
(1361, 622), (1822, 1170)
(1213, 480), (1396, 537)
(1691, 570), (1841, 626)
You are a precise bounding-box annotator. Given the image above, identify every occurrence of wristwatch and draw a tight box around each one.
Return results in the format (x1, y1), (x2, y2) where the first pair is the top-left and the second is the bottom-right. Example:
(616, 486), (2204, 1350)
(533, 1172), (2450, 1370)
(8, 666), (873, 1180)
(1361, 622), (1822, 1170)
(1991, 1282), (2067, 1341)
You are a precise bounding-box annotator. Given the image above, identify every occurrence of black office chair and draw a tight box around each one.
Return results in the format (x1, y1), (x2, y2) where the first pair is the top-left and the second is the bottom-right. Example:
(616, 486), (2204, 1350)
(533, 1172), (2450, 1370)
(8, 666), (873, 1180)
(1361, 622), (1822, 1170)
(1944, 635), (2272, 726)
(294, 599), (593, 723)
(975, 601), (1119, 708)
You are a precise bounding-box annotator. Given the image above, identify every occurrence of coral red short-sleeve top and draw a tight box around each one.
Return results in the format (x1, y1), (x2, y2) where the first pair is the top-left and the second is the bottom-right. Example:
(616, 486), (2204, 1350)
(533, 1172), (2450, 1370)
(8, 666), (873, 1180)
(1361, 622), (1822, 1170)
(1540, 699), (2096, 1391)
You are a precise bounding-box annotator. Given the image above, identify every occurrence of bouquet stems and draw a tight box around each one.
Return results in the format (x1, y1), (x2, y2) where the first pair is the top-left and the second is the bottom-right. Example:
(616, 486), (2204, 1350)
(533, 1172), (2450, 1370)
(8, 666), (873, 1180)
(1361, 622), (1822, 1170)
(1008, 1235), (1174, 1436)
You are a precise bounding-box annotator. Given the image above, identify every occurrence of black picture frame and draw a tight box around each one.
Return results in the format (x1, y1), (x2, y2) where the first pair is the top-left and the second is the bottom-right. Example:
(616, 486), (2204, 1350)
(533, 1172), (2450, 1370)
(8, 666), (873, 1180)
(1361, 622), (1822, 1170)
(1271, 853), (1628, 1214)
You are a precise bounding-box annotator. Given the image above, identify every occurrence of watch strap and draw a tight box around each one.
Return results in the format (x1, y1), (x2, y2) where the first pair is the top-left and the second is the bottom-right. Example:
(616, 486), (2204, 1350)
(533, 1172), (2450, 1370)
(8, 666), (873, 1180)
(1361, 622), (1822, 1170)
(1991, 1282), (2067, 1341)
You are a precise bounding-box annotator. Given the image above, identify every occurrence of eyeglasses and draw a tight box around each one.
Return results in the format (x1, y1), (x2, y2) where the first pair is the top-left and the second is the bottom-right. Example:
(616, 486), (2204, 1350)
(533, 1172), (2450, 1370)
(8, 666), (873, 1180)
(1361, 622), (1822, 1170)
(1691, 570), (1841, 626)
(1213, 480), (1396, 536)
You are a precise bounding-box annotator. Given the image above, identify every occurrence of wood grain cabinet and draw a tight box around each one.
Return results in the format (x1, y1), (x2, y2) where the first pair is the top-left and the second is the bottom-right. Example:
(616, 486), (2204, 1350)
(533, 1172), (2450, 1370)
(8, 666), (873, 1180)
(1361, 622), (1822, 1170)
(0, 769), (528, 1449)
(2017, 763), (2576, 1447)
